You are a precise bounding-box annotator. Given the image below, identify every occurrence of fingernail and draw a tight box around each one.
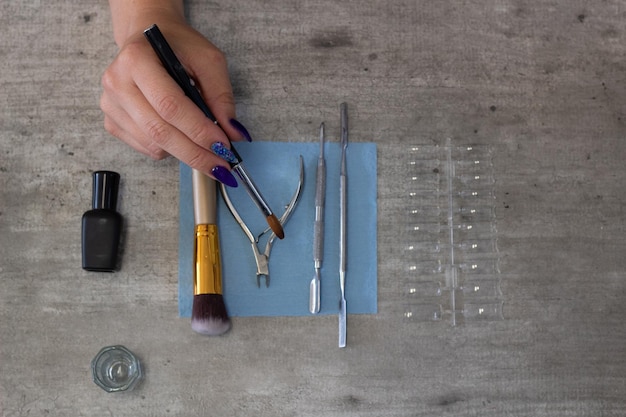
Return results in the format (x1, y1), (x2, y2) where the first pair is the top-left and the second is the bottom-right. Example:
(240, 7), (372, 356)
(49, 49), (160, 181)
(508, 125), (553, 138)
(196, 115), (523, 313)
(211, 142), (239, 164)
(230, 119), (253, 142)
(211, 166), (238, 188)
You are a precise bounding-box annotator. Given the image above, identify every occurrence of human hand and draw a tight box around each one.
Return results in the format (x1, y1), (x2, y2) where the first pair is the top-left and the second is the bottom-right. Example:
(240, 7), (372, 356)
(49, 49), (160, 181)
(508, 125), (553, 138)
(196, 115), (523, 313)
(100, 4), (248, 186)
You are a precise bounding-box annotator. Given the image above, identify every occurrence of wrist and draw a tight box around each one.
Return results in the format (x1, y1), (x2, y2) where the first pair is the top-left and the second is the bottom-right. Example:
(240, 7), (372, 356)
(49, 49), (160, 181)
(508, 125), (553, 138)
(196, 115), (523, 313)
(109, 0), (185, 47)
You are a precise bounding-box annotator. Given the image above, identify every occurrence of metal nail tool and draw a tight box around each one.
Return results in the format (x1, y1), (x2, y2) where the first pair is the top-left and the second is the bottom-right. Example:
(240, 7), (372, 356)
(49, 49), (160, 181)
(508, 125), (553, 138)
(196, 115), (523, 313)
(338, 103), (348, 348)
(310, 123), (326, 314)
(220, 156), (304, 287)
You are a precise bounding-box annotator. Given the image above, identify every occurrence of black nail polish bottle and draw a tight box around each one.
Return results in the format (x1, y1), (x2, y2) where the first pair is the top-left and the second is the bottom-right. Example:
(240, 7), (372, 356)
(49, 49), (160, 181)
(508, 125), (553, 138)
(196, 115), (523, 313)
(82, 171), (123, 272)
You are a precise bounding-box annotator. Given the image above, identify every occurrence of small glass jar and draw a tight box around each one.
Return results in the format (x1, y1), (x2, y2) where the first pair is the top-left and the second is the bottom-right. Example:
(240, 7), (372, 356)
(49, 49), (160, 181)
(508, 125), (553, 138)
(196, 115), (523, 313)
(91, 345), (142, 392)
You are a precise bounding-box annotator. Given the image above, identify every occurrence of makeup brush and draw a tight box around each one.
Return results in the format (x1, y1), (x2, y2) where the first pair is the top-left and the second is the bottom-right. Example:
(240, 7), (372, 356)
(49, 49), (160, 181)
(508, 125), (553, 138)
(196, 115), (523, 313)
(191, 169), (231, 336)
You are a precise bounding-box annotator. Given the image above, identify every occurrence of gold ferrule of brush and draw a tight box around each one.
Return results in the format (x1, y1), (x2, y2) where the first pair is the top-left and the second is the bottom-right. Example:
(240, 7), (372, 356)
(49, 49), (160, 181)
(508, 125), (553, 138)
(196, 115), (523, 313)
(193, 224), (223, 295)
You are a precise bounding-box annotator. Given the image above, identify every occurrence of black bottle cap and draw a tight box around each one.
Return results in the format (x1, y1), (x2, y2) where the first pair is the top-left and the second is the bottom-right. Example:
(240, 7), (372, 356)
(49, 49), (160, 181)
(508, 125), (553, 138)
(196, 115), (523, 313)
(92, 171), (120, 210)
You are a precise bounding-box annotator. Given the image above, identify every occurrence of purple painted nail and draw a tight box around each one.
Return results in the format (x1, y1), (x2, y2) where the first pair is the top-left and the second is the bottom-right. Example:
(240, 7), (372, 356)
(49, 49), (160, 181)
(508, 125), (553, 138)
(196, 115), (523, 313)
(211, 142), (239, 164)
(211, 166), (238, 188)
(230, 119), (253, 142)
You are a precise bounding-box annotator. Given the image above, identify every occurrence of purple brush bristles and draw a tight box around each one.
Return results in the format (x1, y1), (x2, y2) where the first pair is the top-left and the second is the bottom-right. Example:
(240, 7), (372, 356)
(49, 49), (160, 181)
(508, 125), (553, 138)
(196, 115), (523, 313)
(191, 294), (231, 336)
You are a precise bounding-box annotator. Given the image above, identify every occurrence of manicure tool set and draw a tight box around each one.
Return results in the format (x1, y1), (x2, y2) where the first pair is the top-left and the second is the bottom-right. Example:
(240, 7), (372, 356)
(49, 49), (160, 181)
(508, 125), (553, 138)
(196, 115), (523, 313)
(306, 104), (349, 347)
(220, 104), (351, 348)
(145, 24), (354, 346)
(218, 106), (350, 347)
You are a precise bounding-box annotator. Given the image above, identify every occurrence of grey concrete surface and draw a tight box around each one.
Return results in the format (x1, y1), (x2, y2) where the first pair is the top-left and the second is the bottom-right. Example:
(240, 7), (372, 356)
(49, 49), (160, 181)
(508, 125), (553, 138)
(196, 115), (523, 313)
(2, 0), (626, 415)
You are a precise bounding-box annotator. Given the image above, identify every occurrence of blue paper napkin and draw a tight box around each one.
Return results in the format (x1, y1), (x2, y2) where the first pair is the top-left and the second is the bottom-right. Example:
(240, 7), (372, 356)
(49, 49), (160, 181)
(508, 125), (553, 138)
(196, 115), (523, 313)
(178, 141), (377, 317)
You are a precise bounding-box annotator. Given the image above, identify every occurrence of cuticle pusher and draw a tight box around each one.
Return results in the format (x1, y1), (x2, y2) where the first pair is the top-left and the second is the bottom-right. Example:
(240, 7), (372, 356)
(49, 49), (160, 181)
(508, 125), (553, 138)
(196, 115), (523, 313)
(310, 123), (326, 314)
(338, 103), (348, 348)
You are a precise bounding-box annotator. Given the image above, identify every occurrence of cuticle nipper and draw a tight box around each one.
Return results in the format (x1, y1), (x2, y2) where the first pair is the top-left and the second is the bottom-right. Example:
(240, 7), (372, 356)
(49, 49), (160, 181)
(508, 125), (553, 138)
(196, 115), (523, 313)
(219, 156), (304, 287)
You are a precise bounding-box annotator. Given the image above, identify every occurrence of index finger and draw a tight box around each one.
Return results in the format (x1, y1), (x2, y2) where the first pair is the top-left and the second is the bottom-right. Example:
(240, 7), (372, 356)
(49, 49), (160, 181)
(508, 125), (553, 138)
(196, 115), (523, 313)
(133, 46), (231, 151)
(143, 25), (244, 144)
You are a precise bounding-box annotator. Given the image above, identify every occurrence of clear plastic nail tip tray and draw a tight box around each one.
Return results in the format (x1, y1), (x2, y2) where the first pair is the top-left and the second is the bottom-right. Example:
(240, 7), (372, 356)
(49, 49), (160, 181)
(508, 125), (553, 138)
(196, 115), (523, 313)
(395, 139), (503, 325)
